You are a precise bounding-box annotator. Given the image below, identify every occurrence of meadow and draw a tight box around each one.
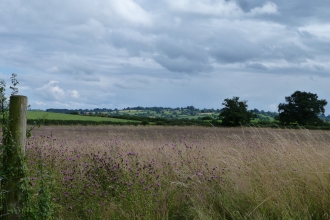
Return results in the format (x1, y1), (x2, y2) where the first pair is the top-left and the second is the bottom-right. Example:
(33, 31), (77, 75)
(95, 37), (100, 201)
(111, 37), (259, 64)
(27, 111), (139, 122)
(22, 126), (330, 219)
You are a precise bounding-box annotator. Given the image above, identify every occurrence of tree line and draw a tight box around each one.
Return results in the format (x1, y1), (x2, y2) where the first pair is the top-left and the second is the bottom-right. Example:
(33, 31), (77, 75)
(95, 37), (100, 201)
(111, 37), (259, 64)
(44, 90), (329, 128)
(46, 106), (222, 115)
(222, 91), (327, 127)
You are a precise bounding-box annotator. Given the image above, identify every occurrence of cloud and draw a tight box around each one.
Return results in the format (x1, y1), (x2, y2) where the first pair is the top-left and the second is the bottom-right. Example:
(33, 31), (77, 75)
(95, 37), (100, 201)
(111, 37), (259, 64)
(111, 0), (153, 26)
(210, 36), (263, 63)
(109, 29), (153, 56)
(299, 24), (330, 40)
(313, 65), (325, 71)
(266, 43), (313, 63)
(152, 36), (212, 72)
(34, 101), (46, 106)
(113, 76), (151, 90)
(166, 0), (242, 17)
(35, 81), (80, 101)
(0, 0), (153, 28)
(248, 2), (279, 16)
(154, 55), (212, 73)
(69, 90), (80, 98)
(167, 0), (279, 18)
(245, 62), (268, 71)
(1, 0), (330, 113)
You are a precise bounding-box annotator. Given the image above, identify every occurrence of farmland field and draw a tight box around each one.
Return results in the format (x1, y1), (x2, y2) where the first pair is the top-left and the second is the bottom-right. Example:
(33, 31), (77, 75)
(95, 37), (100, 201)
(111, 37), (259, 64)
(21, 126), (330, 219)
(27, 111), (139, 122)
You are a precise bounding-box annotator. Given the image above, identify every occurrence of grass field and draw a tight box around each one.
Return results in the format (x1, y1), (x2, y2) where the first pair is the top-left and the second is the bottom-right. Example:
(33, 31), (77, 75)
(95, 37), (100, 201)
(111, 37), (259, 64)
(18, 126), (330, 219)
(27, 111), (139, 122)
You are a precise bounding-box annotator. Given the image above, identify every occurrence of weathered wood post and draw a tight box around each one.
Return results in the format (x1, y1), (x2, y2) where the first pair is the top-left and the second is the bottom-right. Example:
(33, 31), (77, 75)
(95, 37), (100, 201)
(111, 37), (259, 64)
(4, 95), (27, 220)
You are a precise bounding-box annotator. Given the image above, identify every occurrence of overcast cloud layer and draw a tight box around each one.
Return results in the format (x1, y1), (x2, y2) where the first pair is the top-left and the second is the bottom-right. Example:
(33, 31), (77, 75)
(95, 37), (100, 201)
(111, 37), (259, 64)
(1, 0), (330, 113)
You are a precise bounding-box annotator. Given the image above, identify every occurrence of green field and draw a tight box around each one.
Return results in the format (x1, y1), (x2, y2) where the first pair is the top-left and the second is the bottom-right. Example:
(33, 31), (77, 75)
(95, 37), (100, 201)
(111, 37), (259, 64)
(27, 111), (139, 122)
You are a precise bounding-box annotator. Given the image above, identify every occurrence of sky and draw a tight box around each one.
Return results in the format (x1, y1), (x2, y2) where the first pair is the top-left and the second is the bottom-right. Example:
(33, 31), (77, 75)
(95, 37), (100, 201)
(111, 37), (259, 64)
(1, 0), (330, 113)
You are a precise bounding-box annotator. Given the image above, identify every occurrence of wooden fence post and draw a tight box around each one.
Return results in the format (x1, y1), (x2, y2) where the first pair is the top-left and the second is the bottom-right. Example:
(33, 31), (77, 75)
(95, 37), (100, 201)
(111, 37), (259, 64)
(4, 95), (27, 220)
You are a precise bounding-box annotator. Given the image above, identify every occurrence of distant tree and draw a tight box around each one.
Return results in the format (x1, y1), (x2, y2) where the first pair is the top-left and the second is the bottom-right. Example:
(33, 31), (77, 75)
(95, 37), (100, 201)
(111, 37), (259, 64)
(141, 120), (149, 126)
(70, 111), (80, 115)
(278, 91), (327, 125)
(186, 106), (195, 111)
(201, 116), (213, 120)
(219, 97), (256, 126)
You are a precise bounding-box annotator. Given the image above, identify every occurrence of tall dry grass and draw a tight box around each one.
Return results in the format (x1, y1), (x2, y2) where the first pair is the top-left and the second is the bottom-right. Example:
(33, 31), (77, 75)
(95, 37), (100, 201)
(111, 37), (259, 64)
(25, 126), (330, 219)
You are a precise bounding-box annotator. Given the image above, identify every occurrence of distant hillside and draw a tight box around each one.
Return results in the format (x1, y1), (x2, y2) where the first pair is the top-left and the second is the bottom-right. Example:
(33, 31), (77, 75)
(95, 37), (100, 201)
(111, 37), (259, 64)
(44, 106), (280, 121)
(27, 111), (141, 125)
(44, 106), (330, 123)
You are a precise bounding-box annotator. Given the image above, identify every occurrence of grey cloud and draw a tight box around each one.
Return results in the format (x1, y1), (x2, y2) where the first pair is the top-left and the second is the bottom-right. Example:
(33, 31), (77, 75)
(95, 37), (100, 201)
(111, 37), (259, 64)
(156, 36), (210, 60)
(210, 37), (263, 63)
(50, 57), (95, 76)
(266, 43), (313, 63)
(1, 0), (330, 112)
(245, 62), (268, 71)
(1, 0), (326, 76)
(113, 77), (150, 90)
(110, 36), (211, 73)
(313, 65), (325, 71)
(235, 0), (251, 12)
(299, 38), (330, 58)
(296, 30), (314, 39)
(250, 1), (330, 26)
(210, 40), (314, 66)
(109, 30), (153, 56)
(235, 0), (273, 11)
(155, 37), (206, 61)
(154, 55), (212, 73)
(72, 74), (100, 82)
(265, 65), (329, 77)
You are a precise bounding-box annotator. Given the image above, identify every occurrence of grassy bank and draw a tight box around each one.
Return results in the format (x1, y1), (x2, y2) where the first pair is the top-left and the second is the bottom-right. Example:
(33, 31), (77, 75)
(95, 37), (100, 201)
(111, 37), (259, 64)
(15, 126), (330, 219)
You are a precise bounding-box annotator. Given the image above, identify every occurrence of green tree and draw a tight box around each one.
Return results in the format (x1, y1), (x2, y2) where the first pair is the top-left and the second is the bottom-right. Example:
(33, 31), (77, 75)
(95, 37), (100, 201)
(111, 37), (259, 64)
(278, 91), (327, 125)
(219, 96), (256, 126)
